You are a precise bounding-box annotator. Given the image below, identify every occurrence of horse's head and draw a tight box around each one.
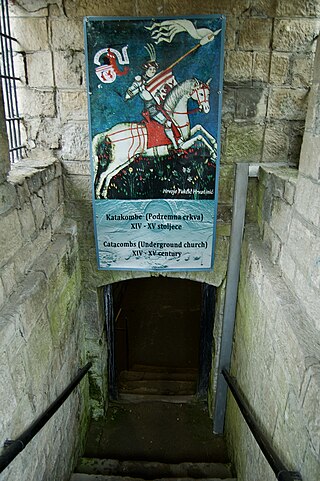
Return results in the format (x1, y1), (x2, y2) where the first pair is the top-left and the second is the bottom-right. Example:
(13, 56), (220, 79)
(191, 78), (211, 114)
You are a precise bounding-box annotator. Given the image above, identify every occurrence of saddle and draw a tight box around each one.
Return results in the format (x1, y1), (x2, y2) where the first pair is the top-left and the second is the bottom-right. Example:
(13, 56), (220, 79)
(142, 110), (181, 149)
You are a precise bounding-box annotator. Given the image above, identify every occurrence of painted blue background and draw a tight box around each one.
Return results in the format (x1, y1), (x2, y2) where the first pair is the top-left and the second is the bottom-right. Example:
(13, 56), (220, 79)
(85, 15), (224, 139)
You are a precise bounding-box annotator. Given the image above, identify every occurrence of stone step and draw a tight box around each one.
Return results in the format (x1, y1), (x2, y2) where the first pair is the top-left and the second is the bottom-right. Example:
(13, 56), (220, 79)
(118, 379), (196, 395)
(74, 459), (234, 479)
(119, 370), (197, 382)
(71, 475), (237, 481)
(131, 365), (198, 374)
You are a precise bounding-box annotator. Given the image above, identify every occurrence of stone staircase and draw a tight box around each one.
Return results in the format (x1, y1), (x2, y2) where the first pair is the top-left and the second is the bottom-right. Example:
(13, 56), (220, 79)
(69, 401), (236, 481)
(118, 365), (198, 396)
(71, 458), (236, 481)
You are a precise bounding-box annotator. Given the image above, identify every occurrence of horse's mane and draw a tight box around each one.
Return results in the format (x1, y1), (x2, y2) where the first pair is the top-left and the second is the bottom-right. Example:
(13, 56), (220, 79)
(164, 78), (198, 112)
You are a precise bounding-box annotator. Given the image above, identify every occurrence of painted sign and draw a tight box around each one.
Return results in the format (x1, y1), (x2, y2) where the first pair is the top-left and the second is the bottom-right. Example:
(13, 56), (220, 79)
(84, 15), (225, 271)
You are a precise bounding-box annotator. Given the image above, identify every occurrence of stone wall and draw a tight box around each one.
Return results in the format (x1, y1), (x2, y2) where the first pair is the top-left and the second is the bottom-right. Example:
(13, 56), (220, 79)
(225, 38), (320, 481)
(8, 0), (320, 419)
(0, 156), (89, 481)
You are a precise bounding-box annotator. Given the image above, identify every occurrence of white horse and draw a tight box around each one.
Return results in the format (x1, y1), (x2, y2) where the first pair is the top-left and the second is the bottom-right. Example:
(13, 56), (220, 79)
(93, 77), (217, 198)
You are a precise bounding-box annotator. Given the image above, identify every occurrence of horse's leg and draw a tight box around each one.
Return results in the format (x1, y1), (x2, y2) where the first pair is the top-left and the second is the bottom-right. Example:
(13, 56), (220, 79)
(181, 135), (217, 159)
(100, 157), (133, 198)
(190, 124), (217, 148)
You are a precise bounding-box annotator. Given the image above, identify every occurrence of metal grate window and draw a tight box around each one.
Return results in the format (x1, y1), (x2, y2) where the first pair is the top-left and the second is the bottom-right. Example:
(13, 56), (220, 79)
(0, 0), (24, 162)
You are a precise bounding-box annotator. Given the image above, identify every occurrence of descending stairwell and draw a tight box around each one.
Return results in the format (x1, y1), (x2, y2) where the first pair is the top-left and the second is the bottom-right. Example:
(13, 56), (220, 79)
(118, 365), (198, 397)
(69, 401), (236, 481)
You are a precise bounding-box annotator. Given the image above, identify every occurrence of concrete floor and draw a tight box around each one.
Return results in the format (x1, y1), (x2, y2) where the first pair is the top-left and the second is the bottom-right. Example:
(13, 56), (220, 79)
(84, 401), (229, 464)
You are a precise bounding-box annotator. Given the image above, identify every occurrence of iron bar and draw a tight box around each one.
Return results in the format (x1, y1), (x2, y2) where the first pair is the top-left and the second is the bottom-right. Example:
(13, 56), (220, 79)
(5, 116), (22, 121)
(0, 74), (19, 80)
(0, 1), (16, 158)
(0, 362), (92, 474)
(4, 0), (22, 158)
(0, 31), (18, 42)
(0, 0), (23, 162)
(9, 145), (24, 152)
(222, 369), (302, 481)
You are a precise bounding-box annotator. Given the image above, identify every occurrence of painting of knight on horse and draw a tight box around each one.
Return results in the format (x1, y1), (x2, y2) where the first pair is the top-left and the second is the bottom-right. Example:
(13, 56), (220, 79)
(87, 18), (223, 200)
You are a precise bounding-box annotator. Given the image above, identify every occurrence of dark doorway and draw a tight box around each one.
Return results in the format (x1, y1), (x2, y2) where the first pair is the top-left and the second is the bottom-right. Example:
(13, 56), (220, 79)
(104, 277), (215, 401)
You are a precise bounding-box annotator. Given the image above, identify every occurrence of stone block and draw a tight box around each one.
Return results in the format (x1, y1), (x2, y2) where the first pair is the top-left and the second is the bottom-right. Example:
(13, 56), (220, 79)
(262, 122), (289, 162)
(136, 0), (164, 16)
(292, 54), (314, 88)
(218, 164), (234, 204)
(0, 277), (4, 309)
(9, 2), (49, 16)
(262, 221), (282, 264)
(13, 271), (49, 337)
(303, 82), (320, 135)
(53, 51), (85, 88)
(287, 216), (314, 270)
(17, 87), (55, 118)
(253, 52), (271, 83)
(58, 90), (88, 121)
(31, 191), (46, 230)
(11, 17), (49, 52)
(64, 174), (92, 201)
(283, 179), (296, 205)
(30, 118), (61, 151)
(27, 312), (54, 395)
(225, 122), (264, 163)
(26, 169), (43, 194)
(270, 53), (290, 85)
(267, 87), (308, 120)
(59, 122), (89, 161)
(288, 121), (305, 165)
(299, 365), (320, 453)
(276, 0), (320, 17)
(51, 204), (65, 232)
(65, 0), (136, 17)
(43, 178), (61, 217)
(51, 18), (84, 50)
(0, 182), (17, 215)
(273, 390), (309, 468)
(270, 197), (293, 243)
(301, 444), (320, 481)
(224, 51), (253, 82)
(295, 175), (320, 228)
(239, 18), (273, 51)
(224, 16), (237, 50)
(0, 209), (23, 268)
(17, 201), (37, 241)
(273, 19), (320, 53)
(299, 133), (320, 180)
(163, 0), (193, 15)
(279, 245), (297, 283)
(13, 52), (26, 85)
(48, 270), (80, 348)
(235, 87), (268, 119)
(26, 51), (54, 88)
(61, 160), (91, 176)
(182, 0), (250, 15)
(0, 352), (17, 430)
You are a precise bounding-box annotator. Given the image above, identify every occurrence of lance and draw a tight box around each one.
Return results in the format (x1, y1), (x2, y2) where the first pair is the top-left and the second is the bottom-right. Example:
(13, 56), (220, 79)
(165, 29), (221, 71)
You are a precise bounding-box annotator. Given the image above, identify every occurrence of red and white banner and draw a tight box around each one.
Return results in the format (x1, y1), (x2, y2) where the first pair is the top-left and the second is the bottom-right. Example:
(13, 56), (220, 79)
(146, 68), (177, 103)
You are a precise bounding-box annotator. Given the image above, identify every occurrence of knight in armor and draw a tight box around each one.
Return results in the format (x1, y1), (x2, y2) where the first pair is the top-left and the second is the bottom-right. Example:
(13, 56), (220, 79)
(125, 45), (181, 149)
